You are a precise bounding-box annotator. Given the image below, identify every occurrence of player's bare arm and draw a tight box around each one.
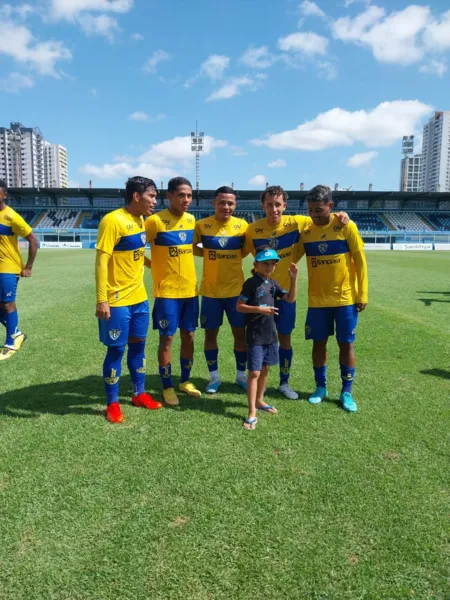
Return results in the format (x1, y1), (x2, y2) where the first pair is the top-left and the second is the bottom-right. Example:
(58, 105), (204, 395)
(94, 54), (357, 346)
(21, 232), (38, 277)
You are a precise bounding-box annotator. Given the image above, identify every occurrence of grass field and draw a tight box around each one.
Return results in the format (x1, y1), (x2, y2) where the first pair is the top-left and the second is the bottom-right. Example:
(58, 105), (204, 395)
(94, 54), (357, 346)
(0, 250), (449, 600)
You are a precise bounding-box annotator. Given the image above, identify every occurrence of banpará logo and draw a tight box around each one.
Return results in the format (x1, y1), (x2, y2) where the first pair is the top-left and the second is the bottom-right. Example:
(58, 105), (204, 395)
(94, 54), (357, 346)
(218, 237), (228, 248)
(311, 257), (340, 267)
(318, 243), (328, 254)
(255, 228), (264, 233)
(140, 233), (146, 245)
(159, 319), (169, 329)
(179, 232), (187, 243)
(109, 329), (121, 341)
(169, 247), (178, 257)
(209, 250), (216, 260)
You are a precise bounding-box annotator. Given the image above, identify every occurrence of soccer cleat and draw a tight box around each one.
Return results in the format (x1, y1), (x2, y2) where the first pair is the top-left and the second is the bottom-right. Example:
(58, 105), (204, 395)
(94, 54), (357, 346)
(340, 392), (358, 413)
(278, 383), (299, 400)
(106, 402), (125, 423)
(179, 381), (202, 398)
(131, 392), (162, 410)
(206, 379), (221, 394)
(308, 386), (328, 405)
(235, 378), (247, 392)
(163, 387), (179, 406)
(0, 346), (16, 361)
(13, 333), (27, 351)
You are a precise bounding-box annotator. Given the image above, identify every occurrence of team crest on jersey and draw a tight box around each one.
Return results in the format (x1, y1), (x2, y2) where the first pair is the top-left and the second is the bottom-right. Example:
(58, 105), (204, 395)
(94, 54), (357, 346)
(318, 243), (328, 254)
(140, 233), (146, 245)
(179, 232), (187, 243)
(159, 319), (169, 329)
(218, 237), (228, 248)
(109, 329), (121, 341)
(269, 239), (279, 250)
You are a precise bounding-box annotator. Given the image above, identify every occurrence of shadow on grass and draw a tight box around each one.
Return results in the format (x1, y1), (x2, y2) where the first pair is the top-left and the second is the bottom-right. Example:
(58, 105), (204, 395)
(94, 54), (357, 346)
(417, 291), (450, 306)
(420, 368), (450, 380)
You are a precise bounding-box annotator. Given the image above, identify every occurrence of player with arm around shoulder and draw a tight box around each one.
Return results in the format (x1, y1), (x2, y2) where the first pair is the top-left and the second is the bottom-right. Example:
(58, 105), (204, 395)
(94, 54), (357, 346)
(0, 179), (38, 360)
(237, 249), (298, 430)
(95, 176), (162, 423)
(301, 185), (368, 413)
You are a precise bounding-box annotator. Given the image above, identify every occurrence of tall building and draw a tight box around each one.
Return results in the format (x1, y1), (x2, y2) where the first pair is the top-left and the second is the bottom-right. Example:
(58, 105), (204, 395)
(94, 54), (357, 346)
(0, 122), (68, 188)
(420, 111), (450, 192)
(400, 154), (422, 192)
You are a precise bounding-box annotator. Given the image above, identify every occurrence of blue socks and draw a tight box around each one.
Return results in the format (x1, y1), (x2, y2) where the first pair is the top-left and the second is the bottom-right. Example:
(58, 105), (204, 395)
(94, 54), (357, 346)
(5, 310), (19, 347)
(205, 349), (218, 373)
(103, 345), (125, 405)
(234, 350), (247, 378)
(279, 347), (293, 385)
(314, 365), (327, 388)
(159, 364), (173, 389)
(127, 341), (146, 396)
(340, 364), (356, 393)
(180, 357), (193, 383)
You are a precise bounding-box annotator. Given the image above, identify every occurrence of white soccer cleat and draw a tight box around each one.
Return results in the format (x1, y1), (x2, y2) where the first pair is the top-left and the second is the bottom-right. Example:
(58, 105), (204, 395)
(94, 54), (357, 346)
(278, 383), (299, 400)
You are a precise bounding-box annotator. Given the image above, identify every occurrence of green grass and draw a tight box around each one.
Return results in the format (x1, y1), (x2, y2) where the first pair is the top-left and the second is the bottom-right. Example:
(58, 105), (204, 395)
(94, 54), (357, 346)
(0, 250), (449, 599)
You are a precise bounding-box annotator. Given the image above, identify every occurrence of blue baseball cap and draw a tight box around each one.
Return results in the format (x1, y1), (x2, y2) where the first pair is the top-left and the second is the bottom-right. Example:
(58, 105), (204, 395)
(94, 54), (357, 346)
(255, 248), (280, 262)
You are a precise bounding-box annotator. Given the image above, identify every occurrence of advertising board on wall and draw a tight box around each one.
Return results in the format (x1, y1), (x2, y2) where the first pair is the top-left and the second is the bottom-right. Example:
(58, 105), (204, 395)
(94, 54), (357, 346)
(40, 242), (82, 249)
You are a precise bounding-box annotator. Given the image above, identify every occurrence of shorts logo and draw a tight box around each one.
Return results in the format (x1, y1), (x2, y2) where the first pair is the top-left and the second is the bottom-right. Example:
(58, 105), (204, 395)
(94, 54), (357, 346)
(6, 291), (12, 297)
(140, 233), (146, 245)
(201, 315), (207, 325)
(179, 232), (187, 243)
(169, 247), (178, 257)
(318, 243), (328, 254)
(159, 319), (169, 329)
(305, 325), (312, 335)
(209, 250), (216, 260)
(109, 329), (121, 341)
(351, 328), (356, 336)
(218, 237), (228, 248)
(269, 239), (279, 250)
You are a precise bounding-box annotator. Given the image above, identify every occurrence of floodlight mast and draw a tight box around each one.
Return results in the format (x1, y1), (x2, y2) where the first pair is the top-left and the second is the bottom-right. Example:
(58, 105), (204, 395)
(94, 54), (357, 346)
(190, 121), (204, 197)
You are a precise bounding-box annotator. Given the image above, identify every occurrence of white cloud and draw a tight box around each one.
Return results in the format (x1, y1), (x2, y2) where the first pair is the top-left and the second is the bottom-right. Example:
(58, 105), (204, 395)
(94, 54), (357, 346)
(419, 59), (447, 77)
(317, 60), (338, 79)
(0, 21), (71, 76)
(0, 71), (34, 93)
(131, 32), (144, 41)
(49, 0), (133, 20)
(278, 31), (329, 56)
(0, 4), (35, 19)
(184, 54), (230, 87)
(207, 76), (262, 101)
(139, 136), (227, 165)
(231, 146), (248, 156)
(143, 49), (171, 74)
(252, 100), (432, 151)
(423, 10), (450, 52)
(248, 175), (267, 186)
(268, 159), (287, 168)
(346, 150), (378, 167)
(240, 46), (279, 69)
(128, 111), (166, 123)
(344, 0), (371, 6)
(77, 13), (119, 40)
(299, 1), (326, 19)
(81, 161), (176, 182)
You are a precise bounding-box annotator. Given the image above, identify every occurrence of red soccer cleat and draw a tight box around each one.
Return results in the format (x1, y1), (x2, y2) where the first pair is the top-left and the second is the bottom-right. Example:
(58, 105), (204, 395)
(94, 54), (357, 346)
(106, 402), (125, 423)
(131, 392), (162, 410)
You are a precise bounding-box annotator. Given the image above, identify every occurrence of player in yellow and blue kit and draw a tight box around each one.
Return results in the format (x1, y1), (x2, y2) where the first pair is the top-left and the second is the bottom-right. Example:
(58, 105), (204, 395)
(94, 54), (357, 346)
(0, 180), (38, 360)
(96, 176), (162, 423)
(145, 177), (201, 406)
(301, 185), (368, 413)
(193, 186), (248, 393)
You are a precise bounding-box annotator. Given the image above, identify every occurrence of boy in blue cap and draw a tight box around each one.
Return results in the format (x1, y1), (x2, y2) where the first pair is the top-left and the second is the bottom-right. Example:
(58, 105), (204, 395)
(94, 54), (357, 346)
(237, 248), (298, 429)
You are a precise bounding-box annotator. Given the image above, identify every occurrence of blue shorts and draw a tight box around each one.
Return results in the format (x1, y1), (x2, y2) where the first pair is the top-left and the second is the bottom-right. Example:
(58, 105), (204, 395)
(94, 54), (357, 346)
(305, 305), (358, 343)
(0, 273), (19, 303)
(152, 297), (199, 336)
(200, 296), (245, 330)
(99, 300), (150, 347)
(274, 299), (296, 336)
(247, 342), (279, 372)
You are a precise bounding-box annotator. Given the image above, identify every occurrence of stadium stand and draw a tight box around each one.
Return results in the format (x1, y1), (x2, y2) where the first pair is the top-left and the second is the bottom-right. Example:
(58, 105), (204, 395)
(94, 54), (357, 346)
(349, 212), (388, 231)
(384, 212), (432, 231)
(424, 212), (450, 231)
(38, 209), (80, 229)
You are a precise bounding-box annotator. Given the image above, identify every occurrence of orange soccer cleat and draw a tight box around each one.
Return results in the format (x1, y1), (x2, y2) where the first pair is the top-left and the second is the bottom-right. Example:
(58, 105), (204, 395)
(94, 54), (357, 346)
(131, 392), (162, 410)
(106, 402), (125, 423)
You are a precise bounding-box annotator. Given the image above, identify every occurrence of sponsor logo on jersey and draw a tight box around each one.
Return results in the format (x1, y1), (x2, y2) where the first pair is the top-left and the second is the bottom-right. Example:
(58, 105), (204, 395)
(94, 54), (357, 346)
(126, 224), (134, 231)
(255, 228), (264, 233)
(162, 219), (170, 225)
(204, 223), (212, 229)
(169, 247), (178, 257)
(109, 329), (121, 341)
(179, 232), (187, 243)
(311, 257), (341, 267)
(4, 215), (12, 222)
(218, 237), (228, 248)
(209, 250), (216, 260)
(159, 319), (169, 329)
(318, 243), (328, 254)
(333, 225), (342, 231)
(187, 218), (193, 224)
(321, 233), (326, 239)
(234, 224), (241, 229)
(303, 227), (312, 236)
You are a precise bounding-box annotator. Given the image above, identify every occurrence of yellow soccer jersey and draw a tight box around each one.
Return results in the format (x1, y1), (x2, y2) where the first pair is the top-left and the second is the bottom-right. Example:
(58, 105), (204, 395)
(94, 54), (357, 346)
(300, 217), (368, 308)
(244, 214), (309, 291)
(194, 215), (248, 298)
(96, 207), (147, 307)
(146, 209), (197, 298)
(0, 206), (32, 274)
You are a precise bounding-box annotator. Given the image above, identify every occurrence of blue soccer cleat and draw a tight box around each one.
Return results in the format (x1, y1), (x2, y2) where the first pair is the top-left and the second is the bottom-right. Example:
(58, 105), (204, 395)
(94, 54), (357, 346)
(308, 386), (328, 404)
(340, 392), (358, 413)
(235, 378), (247, 392)
(206, 379), (221, 394)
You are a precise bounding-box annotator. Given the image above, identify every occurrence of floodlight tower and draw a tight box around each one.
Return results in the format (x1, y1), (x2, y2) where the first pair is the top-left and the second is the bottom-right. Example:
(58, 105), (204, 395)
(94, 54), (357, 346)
(9, 127), (22, 187)
(190, 122), (204, 196)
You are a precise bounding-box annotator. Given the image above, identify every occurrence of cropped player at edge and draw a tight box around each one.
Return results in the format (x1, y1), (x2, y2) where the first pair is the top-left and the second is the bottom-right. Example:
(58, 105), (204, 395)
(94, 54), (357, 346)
(145, 177), (201, 406)
(95, 176), (162, 424)
(244, 186), (349, 400)
(301, 185), (368, 413)
(0, 179), (38, 360)
(194, 186), (248, 393)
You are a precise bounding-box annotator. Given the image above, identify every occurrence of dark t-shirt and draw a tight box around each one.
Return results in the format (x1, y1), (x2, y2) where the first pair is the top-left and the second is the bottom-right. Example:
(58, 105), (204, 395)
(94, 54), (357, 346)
(239, 273), (287, 345)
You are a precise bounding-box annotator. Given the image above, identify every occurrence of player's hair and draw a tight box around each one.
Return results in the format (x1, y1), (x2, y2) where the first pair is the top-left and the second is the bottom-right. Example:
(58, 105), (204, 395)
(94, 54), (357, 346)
(251, 243), (271, 274)
(214, 186), (236, 198)
(168, 177), (192, 193)
(261, 185), (288, 204)
(0, 179), (7, 193)
(125, 176), (157, 204)
(306, 185), (332, 204)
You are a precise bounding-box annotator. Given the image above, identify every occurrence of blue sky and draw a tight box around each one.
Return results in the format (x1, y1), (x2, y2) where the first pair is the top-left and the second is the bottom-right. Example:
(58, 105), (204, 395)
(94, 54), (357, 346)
(1, 0), (450, 191)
